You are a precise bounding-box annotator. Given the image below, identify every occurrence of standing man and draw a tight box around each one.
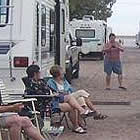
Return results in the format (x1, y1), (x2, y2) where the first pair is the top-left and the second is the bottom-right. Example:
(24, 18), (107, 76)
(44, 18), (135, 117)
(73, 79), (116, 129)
(103, 33), (126, 90)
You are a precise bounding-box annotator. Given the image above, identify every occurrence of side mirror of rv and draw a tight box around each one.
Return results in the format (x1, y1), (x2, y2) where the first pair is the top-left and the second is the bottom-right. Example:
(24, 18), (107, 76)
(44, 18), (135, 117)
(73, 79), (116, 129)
(71, 41), (77, 46)
(76, 38), (82, 46)
(71, 38), (82, 46)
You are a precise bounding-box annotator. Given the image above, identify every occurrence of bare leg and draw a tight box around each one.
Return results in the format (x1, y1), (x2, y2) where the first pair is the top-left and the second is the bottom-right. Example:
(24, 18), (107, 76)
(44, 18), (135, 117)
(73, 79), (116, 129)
(77, 107), (86, 127)
(5, 115), (22, 140)
(84, 97), (96, 111)
(65, 95), (85, 114)
(8, 125), (21, 140)
(59, 103), (79, 129)
(24, 126), (44, 140)
(6, 115), (44, 140)
(68, 110), (79, 129)
(19, 117), (44, 140)
(118, 74), (123, 87)
(106, 74), (111, 89)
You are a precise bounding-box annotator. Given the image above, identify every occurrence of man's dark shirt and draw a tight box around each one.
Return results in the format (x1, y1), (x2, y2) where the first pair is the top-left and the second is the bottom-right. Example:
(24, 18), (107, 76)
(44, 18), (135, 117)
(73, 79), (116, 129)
(26, 78), (51, 95)
(25, 78), (52, 114)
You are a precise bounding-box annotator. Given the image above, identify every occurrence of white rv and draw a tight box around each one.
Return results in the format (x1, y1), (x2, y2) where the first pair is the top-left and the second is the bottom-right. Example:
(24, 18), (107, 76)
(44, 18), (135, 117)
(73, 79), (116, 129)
(136, 32), (140, 47)
(106, 26), (112, 43)
(69, 15), (107, 59)
(55, 0), (80, 82)
(0, 0), (80, 93)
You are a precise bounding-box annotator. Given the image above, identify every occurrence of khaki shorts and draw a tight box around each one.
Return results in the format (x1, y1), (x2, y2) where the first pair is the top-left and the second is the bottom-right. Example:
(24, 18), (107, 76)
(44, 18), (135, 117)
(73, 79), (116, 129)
(71, 90), (90, 107)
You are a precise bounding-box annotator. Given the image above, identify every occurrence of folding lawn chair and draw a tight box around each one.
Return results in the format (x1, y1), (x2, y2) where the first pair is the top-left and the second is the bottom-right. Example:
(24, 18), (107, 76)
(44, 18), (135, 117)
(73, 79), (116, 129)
(0, 79), (40, 140)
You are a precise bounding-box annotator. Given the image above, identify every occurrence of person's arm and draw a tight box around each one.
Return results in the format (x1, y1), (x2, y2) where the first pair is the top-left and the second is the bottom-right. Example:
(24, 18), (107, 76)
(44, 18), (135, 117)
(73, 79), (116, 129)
(116, 42), (124, 52)
(0, 103), (24, 113)
(103, 43), (112, 52)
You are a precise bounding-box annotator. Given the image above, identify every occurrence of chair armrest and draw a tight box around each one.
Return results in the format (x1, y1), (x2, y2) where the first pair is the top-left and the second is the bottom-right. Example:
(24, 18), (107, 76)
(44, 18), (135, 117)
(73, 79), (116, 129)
(8, 93), (24, 96)
(24, 94), (59, 98)
(5, 89), (24, 94)
(4, 98), (37, 104)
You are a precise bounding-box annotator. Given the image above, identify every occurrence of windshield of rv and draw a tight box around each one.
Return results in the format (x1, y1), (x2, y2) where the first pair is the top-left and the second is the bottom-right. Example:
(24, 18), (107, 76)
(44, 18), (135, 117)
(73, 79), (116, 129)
(76, 29), (95, 38)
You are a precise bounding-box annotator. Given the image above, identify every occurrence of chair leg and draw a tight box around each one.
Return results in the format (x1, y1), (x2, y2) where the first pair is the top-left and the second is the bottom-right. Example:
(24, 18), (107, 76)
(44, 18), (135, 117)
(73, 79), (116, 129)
(60, 113), (64, 122)
(31, 101), (40, 132)
(64, 113), (70, 129)
(83, 118), (87, 126)
(60, 113), (70, 129)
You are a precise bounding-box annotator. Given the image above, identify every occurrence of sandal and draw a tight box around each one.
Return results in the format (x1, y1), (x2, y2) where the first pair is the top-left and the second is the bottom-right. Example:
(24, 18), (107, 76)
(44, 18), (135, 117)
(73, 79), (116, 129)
(80, 110), (95, 118)
(73, 127), (87, 134)
(87, 110), (96, 117)
(93, 112), (108, 120)
(79, 125), (87, 130)
(119, 86), (127, 90)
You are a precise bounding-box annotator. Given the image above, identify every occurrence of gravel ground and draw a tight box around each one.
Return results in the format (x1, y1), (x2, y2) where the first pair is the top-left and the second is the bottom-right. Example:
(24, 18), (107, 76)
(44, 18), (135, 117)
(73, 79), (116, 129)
(61, 47), (140, 140)
(72, 47), (140, 102)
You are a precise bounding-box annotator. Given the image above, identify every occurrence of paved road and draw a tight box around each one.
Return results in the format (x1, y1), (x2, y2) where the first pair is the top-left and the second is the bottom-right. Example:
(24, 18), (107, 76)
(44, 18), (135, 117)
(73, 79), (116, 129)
(61, 47), (140, 140)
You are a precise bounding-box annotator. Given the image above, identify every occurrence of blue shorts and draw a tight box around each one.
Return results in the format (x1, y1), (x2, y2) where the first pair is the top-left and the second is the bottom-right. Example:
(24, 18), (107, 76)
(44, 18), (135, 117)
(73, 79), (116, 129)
(51, 95), (65, 113)
(104, 59), (122, 75)
(58, 94), (65, 103)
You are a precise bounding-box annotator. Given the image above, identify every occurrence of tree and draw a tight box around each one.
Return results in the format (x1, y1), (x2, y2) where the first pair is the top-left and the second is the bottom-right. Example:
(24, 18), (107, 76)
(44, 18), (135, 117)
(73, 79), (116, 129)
(69, 0), (116, 21)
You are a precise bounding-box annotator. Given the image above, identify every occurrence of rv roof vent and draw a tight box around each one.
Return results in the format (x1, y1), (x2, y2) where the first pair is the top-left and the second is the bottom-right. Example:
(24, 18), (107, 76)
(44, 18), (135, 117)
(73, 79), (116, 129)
(83, 15), (94, 21)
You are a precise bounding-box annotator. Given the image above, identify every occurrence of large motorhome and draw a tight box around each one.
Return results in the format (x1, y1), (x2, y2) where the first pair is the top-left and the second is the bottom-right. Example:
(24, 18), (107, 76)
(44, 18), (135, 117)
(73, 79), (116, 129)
(69, 15), (111, 59)
(0, 0), (80, 93)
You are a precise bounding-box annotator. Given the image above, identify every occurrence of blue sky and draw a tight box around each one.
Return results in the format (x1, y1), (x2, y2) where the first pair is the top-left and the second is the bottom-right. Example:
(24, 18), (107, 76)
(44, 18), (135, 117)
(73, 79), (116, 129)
(108, 0), (140, 36)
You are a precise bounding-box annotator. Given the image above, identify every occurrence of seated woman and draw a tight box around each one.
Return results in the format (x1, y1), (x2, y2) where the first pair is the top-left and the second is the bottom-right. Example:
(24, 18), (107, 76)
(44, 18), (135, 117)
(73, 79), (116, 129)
(25, 64), (94, 134)
(47, 65), (107, 120)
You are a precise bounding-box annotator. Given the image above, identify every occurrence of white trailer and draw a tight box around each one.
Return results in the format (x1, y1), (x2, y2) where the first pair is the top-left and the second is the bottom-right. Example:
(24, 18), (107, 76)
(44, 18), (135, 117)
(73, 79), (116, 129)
(0, 0), (79, 93)
(106, 26), (112, 43)
(69, 15), (107, 59)
(136, 32), (140, 48)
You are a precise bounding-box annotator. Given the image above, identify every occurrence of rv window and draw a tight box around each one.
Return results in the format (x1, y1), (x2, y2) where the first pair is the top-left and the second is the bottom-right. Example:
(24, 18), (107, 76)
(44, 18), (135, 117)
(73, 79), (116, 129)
(35, 3), (39, 61)
(41, 5), (48, 59)
(62, 9), (65, 34)
(0, 0), (9, 26)
(76, 29), (95, 38)
(41, 5), (46, 47)
(36, 3), (39, 47)
(50, 9), (56, 54)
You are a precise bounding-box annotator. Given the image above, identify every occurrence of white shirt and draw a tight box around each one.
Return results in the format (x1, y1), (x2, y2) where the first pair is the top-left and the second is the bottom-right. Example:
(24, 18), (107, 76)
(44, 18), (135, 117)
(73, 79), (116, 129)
(56, 82), (64, 92)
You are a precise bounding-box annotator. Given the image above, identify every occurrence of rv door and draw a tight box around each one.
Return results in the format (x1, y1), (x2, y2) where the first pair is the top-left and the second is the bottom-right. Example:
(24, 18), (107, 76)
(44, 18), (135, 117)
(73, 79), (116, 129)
(34, 2), (40, 65)
(60, 8), (66, 70)
(55, 1), (67, 71)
